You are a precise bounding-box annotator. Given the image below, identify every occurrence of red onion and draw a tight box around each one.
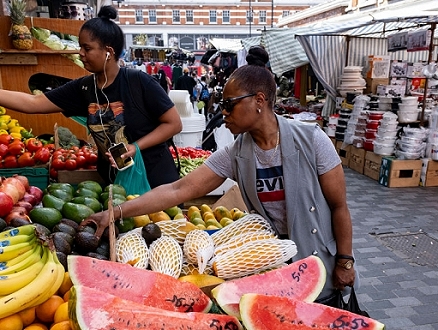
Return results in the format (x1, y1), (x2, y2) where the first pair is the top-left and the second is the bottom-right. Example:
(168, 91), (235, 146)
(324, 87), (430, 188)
(14, 201), (33, 213)
(22, 192), (37, 206)
(28, 186), (43, 204)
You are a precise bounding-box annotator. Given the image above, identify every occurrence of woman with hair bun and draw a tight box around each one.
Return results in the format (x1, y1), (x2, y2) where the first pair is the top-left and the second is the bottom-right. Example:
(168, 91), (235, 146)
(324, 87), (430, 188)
(0, 6), (182, 188)
(86, 45), (357, 304)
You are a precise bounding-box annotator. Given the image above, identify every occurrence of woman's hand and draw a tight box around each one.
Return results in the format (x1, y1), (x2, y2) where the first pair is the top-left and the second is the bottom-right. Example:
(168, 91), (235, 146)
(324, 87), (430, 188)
(80, 210), (111, 240)
(105, 143), (136, 168)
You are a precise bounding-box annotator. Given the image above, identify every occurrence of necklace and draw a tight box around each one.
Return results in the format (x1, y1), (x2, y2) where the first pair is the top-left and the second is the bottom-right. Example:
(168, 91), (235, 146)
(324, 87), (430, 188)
(254, 130), (280, 166)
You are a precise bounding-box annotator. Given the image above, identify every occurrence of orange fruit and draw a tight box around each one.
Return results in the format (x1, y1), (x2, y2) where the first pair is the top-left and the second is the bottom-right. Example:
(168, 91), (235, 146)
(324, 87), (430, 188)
(18, 306), (36, 326)
(0, 313), (24, 330)
(49, 320), (72, 330)
(24, 323), (49, 330)
(53, 302), (69, 324)
(57, 272), (72, 297)
(35, 295), (65, 323)
(63, 289), (71, 303)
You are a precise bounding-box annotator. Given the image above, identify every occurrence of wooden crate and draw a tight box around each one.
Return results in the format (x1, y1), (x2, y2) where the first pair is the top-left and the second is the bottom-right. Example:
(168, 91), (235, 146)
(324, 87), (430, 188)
(0, 17), (88, 141)
(57, 169), (105, 186)
(336, 141), (350, 167)
(379, 157), (422, 188)
(420, 158), (438, 187)
(349, 146), (366, 174)
(364, 151), (383, 181)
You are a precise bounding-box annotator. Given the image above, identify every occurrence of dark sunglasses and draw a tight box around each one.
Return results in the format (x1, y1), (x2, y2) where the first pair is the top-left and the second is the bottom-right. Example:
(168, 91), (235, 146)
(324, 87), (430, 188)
(219, 93), (256, 113)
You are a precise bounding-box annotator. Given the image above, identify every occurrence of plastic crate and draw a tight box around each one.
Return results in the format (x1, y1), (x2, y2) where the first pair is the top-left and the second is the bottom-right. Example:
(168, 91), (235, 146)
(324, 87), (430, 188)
(0, 166), (49, 190)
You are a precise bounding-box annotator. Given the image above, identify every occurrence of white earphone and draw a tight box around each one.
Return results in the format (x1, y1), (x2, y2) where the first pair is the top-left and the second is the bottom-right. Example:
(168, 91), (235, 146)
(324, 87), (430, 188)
(106, 52), (110, 60)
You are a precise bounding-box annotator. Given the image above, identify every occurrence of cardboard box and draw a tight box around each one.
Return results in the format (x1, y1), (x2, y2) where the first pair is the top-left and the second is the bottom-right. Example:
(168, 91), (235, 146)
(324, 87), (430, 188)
(420, 158), (438, 187)
(365, 78), (390, 94)
(364, 151), (383, 181)
(349, 146), (366, 174)
(336, 141), (350, 167)
(379, 157), (422, 187)
(57, 169), (105, 185)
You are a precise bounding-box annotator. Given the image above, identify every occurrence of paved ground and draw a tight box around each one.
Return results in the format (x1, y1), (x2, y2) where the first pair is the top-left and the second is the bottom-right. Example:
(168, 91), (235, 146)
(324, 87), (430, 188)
(344, 167), (438, 329)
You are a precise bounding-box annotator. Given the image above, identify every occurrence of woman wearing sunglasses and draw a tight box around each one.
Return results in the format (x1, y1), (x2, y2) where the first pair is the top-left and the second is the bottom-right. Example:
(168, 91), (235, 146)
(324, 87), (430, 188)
(85, 46), (356, 304)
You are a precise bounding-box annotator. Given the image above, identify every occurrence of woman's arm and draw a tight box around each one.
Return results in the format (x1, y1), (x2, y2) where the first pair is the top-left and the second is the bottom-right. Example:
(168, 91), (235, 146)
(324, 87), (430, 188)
(0, 90), (62, 114)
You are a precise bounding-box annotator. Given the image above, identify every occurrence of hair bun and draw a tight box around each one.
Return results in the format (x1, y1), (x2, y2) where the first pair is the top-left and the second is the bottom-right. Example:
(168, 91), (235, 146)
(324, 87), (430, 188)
(246, 46), (269, 67)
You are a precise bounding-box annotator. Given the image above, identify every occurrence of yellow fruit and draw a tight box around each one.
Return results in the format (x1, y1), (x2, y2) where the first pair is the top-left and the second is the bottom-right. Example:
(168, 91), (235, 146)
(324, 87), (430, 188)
(196, 224), (206, 230)
(179, 274), (225, 288)
(24, 323), (49, 330)
(126, 195), (138, 201)
(133, 214), (151, 227)
(191, 218), (206, 226)
(199, 204), (213, 216)
(205, 219), (223, 228)
(232, 210), (246, 220)
(63, 289), (71, 302)
(18, 306), (36, 326)
(0, 313), (23, 330)
(49, 320), (71, 330)
(219, 217), (233, 227)
(189, 210), (202, 222)
(53, 301), (69, 324)
(173, 213), (185, 220)
(148, 211), (171, 223)
(202, 211), (216, 222)
(229, 207), (241, 218)
(186, 206), (200, 219)
(35, 295), (64, 323)
(213, 206), (232, 221)
(57, 272), (73, 297)
(164, 206), (180, 218)
(224, 219), (234, 227)
(206, 225), (220, 230)
(182, 221), (197, 234)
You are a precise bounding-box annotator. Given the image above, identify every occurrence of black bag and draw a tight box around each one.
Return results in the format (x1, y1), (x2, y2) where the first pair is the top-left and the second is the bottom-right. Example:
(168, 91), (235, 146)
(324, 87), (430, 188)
(317, 287), (370, 318)
(200, 83), (210, 102)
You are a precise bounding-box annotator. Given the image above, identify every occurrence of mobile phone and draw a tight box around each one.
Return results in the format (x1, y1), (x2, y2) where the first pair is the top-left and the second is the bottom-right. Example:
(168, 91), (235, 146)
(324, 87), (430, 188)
(108, 143), (134, 171)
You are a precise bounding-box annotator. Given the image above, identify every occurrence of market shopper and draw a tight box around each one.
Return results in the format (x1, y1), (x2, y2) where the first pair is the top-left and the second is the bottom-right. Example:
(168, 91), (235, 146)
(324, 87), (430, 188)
(85, 45), (356, 302)
(0, 6), (182, 188)
(175, 68), (197, 103)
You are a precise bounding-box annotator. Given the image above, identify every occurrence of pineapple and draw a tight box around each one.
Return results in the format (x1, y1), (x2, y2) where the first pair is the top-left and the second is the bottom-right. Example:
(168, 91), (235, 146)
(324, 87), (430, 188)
(8, 0), (33, 50)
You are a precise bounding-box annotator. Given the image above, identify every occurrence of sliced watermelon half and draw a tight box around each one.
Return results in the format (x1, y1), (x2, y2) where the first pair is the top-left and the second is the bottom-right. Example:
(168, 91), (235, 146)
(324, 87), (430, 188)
(240, 293), (385, 330)
(211, 255), (326, 319)
(69, 285), (243, 330)
(67, 255), (212, 313)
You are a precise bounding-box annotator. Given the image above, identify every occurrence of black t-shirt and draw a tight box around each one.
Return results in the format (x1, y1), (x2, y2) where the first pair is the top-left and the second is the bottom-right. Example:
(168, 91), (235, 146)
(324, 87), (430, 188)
(45, 68), (176, 184)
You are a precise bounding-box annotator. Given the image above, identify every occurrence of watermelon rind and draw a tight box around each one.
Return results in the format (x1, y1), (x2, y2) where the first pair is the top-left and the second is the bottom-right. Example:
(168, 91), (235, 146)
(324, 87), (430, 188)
(211, 255), (326, 319)
(67, 255), (213, 313)
(69, 285), (244, 330)
(239, 293), (385, 330)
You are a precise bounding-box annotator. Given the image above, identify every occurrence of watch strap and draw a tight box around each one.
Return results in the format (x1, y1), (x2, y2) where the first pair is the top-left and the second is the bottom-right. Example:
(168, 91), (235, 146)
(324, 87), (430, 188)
(335, 254), (355, 262)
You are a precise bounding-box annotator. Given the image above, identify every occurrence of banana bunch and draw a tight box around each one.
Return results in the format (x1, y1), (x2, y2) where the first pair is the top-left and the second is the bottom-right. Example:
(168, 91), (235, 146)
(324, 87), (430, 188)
(0, 225), (65, 319)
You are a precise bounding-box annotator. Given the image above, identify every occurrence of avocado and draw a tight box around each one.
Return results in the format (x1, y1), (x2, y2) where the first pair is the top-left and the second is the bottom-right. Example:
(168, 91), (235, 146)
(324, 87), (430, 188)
(74, 188), (100, 200)
(42, 194), (66, 212)
(52, 233), (72, 255)
(101, 225), (119, 241)
(96, 241), (110, 258)
(103, 197), (126, 210)
(115, 217), (135, 233)
(52, 231), (74, 246)
(46, 183), (75, 195)
(99, 192), (126, 204)
(0, 218), (6, 232)
(47, 189), (73, 202)
(29, 207), (63, 230)
(78, 225), (96, 235)
(70, 196), (102, 213)
(104, 184), (127, 197)
(74, 231), (99, 254)
(9, 218), (31, 228)
(52, 222), (77, 238)
(86, 252), (109, 260)
(60, 218), (80, 231)
(61, 202), (95, 224)
(34, 223), (51, 237)
(77, 180), (103, 195)
(55, 251), (68, 271)
(141, 223), (162, 246)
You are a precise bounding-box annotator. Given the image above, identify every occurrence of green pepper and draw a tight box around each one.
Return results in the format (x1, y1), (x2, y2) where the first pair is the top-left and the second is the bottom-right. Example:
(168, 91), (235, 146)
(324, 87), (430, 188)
(21, 129), (34, 139)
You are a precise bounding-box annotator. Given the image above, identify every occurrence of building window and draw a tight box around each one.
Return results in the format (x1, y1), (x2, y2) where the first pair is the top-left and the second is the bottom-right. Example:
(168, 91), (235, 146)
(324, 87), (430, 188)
(209, 10), (217, 23)
(173, 10), (180, 23)
(135, 9), (143, 23)
(222, 10), (230, 23)
(259, 10), (266, 23)
(282, 10), (290, 17)
(246, 10), (253, 23)
(186, 9), (193, 23)
(149, 9), (156, 23)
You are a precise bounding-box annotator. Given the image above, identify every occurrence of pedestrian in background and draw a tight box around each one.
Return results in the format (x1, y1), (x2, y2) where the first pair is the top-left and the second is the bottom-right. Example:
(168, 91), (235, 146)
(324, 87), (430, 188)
(175, 68), (196, 104)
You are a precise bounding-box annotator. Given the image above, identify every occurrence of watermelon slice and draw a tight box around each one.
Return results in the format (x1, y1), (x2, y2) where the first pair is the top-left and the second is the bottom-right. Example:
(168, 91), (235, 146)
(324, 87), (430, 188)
(68, 255), (212, 313)
(240, 293), (385, 330)
(211, 255), (326, 319)
(69, 285), (243, 330)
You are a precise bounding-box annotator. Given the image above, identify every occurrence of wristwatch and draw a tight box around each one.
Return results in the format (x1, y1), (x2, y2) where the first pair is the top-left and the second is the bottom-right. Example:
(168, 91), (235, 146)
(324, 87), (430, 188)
(337, 259), (354, 270)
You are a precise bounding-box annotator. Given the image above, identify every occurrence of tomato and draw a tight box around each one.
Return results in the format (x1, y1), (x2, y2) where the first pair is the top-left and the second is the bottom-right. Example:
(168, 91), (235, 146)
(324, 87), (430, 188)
(86, 152), (98, 165)
(17, 152), (36, 167)
(34, 147), (51, 164)
(25, 138), (43, 152)
(75, 155), (87, 168)
(50, 168), (58, 179)
(3, 155), (18, 168)
(45, 143), (56, 152)
(64, 158), (77, 171)
(51, 157), (65, 170)
(52, 149), (66, 158)
(0, 134), (12, 145)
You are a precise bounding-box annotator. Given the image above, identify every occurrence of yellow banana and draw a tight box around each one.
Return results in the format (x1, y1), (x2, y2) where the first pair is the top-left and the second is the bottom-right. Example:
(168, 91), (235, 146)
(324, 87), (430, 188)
(0, 246), (48, 295)
(0, 225), (36, 239)
(0, 248), (63, 319)
(0, 245), (42, 275)
(0, 246), (37, 269)
(0, 237), (37, 262)
(0, 232), (36, 247)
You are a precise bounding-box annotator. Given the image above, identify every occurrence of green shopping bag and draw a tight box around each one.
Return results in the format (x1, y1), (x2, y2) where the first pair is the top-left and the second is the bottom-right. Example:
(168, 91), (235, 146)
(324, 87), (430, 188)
(114, 142), (151, 195)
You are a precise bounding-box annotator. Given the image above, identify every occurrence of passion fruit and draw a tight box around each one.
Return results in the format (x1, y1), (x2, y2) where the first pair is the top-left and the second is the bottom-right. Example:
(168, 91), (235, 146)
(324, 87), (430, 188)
(141, 223), (162, 246)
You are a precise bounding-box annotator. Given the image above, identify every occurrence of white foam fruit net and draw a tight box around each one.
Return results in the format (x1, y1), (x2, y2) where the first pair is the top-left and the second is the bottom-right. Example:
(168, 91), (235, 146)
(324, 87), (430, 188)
(156, 219), (190, 245)
(115, 228), (149, 269)
(148, 235), (183, 278)
(180, 259), (214, 276)
(214, 230), (276, 256)
(210, 213), (276, 247)
(183, 229), (215, 274)
(212, 238), (297, 279)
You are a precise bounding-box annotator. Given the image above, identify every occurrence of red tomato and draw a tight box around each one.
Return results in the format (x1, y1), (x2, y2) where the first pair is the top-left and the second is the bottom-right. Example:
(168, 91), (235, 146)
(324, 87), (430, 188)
(50, 168), (58, 179)
(64, 158), (77, 171)
(51, 157), (65, 170)
(87, 152), (98, 165)
(75, 155), (87, 168)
